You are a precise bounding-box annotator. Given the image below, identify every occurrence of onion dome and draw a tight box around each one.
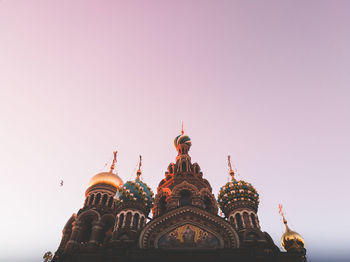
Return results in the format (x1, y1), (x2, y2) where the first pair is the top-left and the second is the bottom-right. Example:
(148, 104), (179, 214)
(88, 172), (123, 189)
(217, 178), (259, 209)
(279, 204), (305, 252)
(116, 179), (154, 208)
(281, 220), (305, 251)
(87, 151), (123, 189)
(217, 156), (259, 213)
(174, 134), (192, 148)
(115, 155), (154, 208)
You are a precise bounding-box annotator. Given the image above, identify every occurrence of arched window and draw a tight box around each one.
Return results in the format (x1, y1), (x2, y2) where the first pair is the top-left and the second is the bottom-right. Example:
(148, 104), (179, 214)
(133, 213), (140, 229)
(102, 194), (108, 206)
(169, 166), (173, 174)
(89, 194), (95, 205)
(251, 213), (257, 228)
(159, 196), (167, 214)
(236, 213), (243, 229)
(230, 216), (234, 227)
(179, 190), (192, 206)
(125, 212), (132, 227)
(195, 166), (199, 173)
(118, 213), (124, 228)
(203, 196), (212, 212)
(243, 212), (250, 228)
(182, 162), (187, 172)
(108, 197), (114, 208)
(95, 193), (101, 205)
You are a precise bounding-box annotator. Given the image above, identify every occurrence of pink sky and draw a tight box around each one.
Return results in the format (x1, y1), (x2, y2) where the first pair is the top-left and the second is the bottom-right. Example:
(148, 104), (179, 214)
(1, 1), (349, 261)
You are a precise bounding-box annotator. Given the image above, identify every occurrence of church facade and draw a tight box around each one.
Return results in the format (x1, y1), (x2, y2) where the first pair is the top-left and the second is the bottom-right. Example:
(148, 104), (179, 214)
(52, 131), (306, 262)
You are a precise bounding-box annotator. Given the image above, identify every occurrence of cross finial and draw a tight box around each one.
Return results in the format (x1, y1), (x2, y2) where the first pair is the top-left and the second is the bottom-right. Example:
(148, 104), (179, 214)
(110, 151), (117, 173)
(181, 121), (184, 135)
(227, 155), (235, 179)
(136, 155), (142, 180)
(278, 203), (287, 224)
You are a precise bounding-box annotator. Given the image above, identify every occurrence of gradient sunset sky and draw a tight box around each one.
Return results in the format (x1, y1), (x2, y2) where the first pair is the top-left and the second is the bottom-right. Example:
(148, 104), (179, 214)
(1, 1), (349, 262)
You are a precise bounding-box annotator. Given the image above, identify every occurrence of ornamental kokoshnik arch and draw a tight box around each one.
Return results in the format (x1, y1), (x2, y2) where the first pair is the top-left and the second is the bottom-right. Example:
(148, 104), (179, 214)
(139, 206), (240, 249)
(157, 223), (221, 249)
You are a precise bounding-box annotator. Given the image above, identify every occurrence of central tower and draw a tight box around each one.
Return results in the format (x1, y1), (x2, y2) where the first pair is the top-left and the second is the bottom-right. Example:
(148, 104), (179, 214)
(152, 128), (218, 216)
(140, 129), (239, 249)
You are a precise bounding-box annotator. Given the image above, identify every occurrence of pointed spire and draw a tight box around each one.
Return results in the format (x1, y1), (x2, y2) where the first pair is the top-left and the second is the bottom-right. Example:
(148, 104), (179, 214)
(181, 121), (184, 135)
(110, 151), (117, 173)
(279, 204), (292, 233)
(227, 155), (235, 180)
(278, 203), (288, 225)
(136, 155), (142, 180)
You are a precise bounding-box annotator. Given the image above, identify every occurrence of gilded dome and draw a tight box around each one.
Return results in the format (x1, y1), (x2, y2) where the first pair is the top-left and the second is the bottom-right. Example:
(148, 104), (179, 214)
(88, 171), (123, 189)
(281, 220), (305, 251)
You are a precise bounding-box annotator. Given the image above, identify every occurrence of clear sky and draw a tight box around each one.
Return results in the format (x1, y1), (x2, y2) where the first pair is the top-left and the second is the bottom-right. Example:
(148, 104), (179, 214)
(1, 1), (349, 262)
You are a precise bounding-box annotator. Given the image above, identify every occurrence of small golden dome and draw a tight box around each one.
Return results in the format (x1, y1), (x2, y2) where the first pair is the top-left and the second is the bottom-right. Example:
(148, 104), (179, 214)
(87, 151), (123, 189)
(88, 171), (123, 189)
(281, 220), (305, 251)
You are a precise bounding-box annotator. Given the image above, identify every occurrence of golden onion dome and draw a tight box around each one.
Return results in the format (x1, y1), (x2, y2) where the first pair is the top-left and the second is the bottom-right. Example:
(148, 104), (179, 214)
(87, 151), (123, 189)
(281, 219), (305, 251)
(88, 171), (123, 189)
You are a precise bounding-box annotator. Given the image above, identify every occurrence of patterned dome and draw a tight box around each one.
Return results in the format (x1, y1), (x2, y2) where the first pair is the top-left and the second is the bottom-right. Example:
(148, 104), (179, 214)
(217, 179), (259, 210)
(174, 134), (192, 148)
(116, 179), (154, 208)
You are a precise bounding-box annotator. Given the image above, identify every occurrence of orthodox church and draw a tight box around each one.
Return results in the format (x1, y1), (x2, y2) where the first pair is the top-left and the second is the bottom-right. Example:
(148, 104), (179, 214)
(52, 130), (306, 262)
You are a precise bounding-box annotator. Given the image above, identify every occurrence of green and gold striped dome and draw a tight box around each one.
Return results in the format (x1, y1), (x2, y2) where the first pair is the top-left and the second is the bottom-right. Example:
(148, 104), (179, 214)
(174, 134), (192, 148)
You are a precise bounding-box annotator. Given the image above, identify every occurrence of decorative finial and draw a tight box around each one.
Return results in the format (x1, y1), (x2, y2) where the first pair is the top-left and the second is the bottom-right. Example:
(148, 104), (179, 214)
(227, 155), (235, 179)
(136, 155), (142, 180)
(110, 151), (117, 173)
(278, 203), (287, 224)
(181, 121), (184, 135)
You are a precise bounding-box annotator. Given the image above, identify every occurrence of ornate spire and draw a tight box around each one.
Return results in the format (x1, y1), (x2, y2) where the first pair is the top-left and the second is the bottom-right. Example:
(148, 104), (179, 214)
(227, 155), (235, 180)
(136, 155), (142, 180)
(110, 151), (117, 173)
(181, 121), (184, 135)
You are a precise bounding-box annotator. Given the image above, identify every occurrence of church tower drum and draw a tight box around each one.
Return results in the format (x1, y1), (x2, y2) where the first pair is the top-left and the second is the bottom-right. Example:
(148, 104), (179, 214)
(140, 129), (239, 249)
(217, 156), (280, 254)
(217, 156), (260, 231)
(112, 155), (154, 245)
(53, 152), (123, 261)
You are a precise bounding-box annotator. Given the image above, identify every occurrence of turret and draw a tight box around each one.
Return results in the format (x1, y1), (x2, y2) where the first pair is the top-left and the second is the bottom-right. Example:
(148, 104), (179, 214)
(112, 155), (154, 245)
(217, 156), (260, 231)
(152, 127), (218, 217)
(53, 152), (123, 261)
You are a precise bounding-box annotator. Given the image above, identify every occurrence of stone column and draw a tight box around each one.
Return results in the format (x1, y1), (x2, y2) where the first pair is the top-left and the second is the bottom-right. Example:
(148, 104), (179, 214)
(256, 216), (260, 229)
